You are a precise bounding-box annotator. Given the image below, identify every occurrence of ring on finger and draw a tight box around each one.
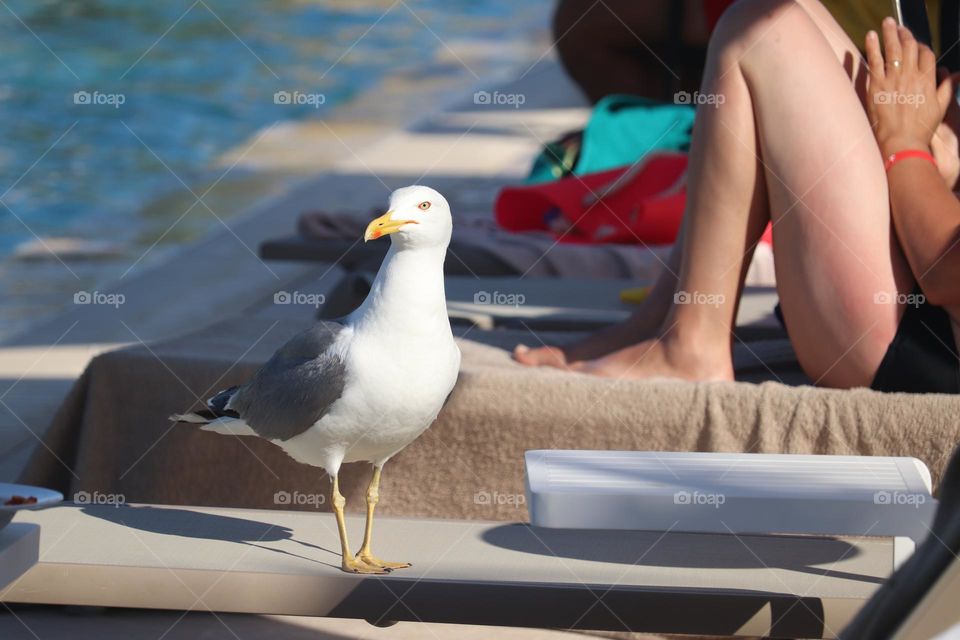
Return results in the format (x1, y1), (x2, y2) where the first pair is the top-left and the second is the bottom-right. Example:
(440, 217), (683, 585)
(891, 59), (902, 68)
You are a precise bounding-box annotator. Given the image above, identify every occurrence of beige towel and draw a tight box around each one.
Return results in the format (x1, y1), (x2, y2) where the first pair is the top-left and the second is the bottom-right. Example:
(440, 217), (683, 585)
(20, 316), (959, 523)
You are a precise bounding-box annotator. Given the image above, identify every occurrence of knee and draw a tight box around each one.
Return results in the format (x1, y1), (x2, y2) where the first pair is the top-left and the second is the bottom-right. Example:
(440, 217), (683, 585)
(708, 0), (803, 62)
(713, 0), (797, 35)
(797, 316), (899, 389)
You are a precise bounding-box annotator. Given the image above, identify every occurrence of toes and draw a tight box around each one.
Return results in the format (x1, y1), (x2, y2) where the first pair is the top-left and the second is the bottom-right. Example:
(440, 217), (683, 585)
(343, 567), (388, 575)
(342, 559), (389, 575)
(514, 344), (568, 368)
(513, 344), (534, 365)
(540, 348), (569, 369)
(356, 554), (412, 571)
(568, 360), (587, 372)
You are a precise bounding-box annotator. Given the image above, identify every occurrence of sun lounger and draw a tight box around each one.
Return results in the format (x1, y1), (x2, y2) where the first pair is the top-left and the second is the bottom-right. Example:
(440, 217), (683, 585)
(260, 223), (776, 285)
(18, 314), (960, 520)
(4, 443), (957, 639)
(8, 308), (959, 636)
(0, 503), (899, 638)
(325, 273), (784, 339)
(260, 234), (519, 277)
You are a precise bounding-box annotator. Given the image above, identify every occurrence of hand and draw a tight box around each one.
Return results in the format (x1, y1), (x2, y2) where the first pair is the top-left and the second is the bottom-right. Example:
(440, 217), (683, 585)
(932, 68), (960, 188)
(865, 18), (944, 157)
(932, 121), (960, 189)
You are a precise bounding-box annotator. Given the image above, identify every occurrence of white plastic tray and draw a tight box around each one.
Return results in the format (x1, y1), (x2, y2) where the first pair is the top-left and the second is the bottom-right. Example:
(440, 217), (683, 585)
(525, 450), (937, 543)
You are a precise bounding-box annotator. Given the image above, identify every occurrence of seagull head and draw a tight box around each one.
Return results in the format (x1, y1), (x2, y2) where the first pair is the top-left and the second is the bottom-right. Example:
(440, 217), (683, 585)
(363, 185), (452, 249)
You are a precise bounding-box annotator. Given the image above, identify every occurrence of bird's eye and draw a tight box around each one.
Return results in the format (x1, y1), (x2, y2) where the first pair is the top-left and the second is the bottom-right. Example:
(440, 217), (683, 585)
(418, 201), (431, 211)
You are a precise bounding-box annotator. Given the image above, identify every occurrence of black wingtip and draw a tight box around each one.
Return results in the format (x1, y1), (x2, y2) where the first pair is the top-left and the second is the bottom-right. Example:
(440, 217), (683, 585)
(207, 386), (241, 416)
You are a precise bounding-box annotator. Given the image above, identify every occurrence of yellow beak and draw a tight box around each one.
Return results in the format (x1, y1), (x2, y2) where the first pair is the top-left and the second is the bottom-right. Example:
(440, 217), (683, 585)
(364, 211), (418, 242)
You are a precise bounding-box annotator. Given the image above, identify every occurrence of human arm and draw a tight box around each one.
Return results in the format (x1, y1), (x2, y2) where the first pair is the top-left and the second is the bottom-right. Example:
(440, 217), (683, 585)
(865, 19), (960, 307)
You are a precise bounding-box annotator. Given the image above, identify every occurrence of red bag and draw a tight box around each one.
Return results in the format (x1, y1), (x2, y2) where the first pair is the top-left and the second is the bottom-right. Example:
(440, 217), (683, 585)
(496, 153), (689, 245)
(495, 152), (773, 246)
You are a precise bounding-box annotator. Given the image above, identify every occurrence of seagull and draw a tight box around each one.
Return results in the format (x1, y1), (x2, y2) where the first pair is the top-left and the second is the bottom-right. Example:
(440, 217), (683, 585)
(172, 185), (461, 574)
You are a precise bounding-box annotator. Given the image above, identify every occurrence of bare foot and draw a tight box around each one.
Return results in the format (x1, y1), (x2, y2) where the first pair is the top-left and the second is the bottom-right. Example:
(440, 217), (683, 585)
(514, 310), (661, 369)
(573, 334), (734, 382)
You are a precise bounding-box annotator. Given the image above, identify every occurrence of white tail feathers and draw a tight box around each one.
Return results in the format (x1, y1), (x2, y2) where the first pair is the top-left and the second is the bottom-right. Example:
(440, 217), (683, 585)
(169, 413), (208, 424)
(198, 417), (258, 437)
(171, 413), (257, 437)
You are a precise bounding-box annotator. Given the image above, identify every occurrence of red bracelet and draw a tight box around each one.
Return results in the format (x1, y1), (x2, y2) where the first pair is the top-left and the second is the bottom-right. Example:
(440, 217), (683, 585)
(884, 149), (937, 172)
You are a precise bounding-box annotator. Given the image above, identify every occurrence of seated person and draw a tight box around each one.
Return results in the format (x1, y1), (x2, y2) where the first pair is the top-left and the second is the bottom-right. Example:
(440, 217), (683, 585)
(517, 0), (960, 394)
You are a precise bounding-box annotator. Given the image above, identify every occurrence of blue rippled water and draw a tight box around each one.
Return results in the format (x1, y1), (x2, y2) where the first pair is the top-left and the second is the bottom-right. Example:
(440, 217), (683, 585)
(0, 0), (547, 254)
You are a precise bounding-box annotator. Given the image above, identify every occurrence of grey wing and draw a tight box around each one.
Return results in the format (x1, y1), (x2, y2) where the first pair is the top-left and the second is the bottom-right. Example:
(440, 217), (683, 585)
(228, 322), (348, 441)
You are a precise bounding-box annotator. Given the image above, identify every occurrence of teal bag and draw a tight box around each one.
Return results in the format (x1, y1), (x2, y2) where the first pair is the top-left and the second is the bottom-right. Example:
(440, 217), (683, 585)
(526, 94), (696, 184)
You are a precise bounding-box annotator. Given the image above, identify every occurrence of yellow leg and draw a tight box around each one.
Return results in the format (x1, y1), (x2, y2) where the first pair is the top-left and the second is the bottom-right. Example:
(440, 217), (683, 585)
(331, 474), (387, 574)
(356, 466), (411, 571)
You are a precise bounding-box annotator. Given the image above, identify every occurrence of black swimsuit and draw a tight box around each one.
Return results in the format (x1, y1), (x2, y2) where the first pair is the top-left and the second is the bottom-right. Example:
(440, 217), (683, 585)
(774, 291), (959, 393)
(871, 290), (960, 394)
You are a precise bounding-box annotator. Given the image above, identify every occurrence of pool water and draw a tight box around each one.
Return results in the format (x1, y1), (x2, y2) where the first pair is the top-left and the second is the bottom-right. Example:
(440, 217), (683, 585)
(0, 0), (549, 255)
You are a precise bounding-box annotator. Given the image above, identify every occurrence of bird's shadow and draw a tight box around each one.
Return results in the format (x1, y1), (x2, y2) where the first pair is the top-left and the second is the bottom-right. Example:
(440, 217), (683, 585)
(482, 524), (884, 584)
(81, 504), (342, 570)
